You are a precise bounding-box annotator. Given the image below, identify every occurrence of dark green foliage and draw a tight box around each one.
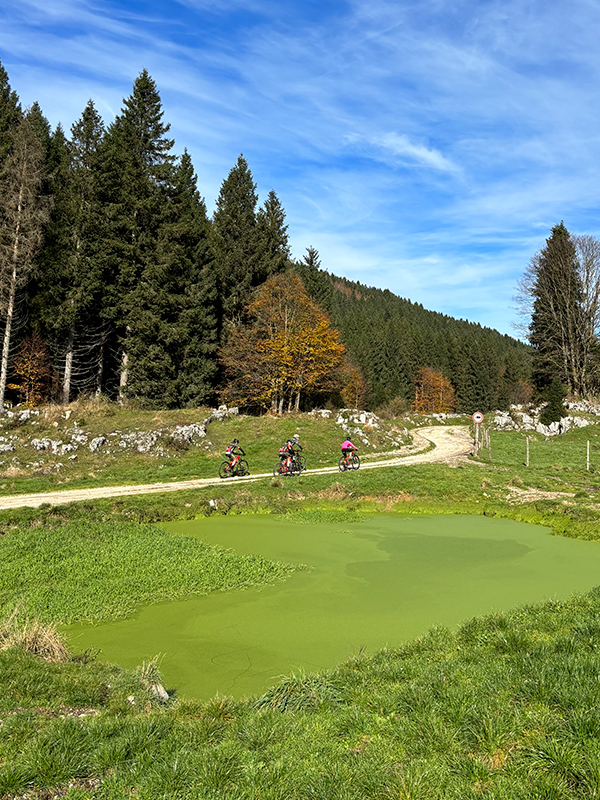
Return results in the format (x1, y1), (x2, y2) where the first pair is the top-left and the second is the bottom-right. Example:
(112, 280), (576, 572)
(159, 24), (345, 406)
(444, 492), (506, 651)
(295, 252), (530, 412)
(32, 106), (109, 401)
(128, 150), (218, 406)
(98, 70), (176, 398)
(211, 154), (262, 323)
(0, 57), (21, 166)
(162, 150), (218, 406)
(529, 222), (586, 394)
(540, 377), (567, 425)
(256, 189), (292, 277)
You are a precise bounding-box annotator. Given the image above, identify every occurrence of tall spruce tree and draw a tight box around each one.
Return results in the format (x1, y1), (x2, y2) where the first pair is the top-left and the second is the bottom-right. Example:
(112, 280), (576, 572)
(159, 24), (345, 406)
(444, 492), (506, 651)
(257, 189), (291, 277)
(128, 149), (217, 406)
(99, 70), (175, 400)
(169, 151), (218, 406)
(528, 222), (586, 394)
(211, 154), (261, 325)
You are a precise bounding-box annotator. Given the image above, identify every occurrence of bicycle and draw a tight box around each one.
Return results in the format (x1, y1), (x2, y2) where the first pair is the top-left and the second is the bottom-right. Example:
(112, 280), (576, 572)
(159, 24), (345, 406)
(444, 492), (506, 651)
(338, 452), (360, 471)
(218, 458), (249, 479)
(273, 452), (306, 476)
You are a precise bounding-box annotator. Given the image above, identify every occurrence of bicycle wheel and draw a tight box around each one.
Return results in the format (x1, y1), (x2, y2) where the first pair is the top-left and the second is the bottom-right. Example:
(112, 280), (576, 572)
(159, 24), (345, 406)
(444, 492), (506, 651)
(351, 454), (360, 470)
(218, 461), (231, 479)
(238, 459), (249, 476)
(338, 455), (347, 472)
(299, 455), (307, 472)
(273, 461), (283, 477)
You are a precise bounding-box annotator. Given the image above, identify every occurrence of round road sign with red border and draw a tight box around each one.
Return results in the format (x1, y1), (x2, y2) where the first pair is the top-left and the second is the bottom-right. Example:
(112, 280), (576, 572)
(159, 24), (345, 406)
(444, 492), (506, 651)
(472, 412), (484, 423)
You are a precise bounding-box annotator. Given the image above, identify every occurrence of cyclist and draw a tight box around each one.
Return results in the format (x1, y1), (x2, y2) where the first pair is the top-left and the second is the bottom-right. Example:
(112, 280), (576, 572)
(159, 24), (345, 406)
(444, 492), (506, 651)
(225, 438), (245, 469)
(279, 433), (302, 472)
(341, 437), (358, 467)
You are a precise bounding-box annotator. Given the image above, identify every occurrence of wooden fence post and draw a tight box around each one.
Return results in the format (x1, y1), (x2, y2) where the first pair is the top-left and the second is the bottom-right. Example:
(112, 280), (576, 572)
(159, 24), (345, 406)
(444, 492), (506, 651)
(587, 440), (590, 472)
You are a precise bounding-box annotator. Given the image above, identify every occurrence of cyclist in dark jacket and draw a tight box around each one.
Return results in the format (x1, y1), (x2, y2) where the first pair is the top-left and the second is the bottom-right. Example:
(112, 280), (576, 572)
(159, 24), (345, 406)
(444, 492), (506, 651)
(225, 438), (245, 468)
(279, 433), (301, 470)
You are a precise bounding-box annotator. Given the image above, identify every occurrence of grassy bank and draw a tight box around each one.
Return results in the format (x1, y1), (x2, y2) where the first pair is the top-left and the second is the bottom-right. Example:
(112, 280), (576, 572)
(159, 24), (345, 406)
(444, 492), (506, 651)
(0, 521), (299, 623)
(4, 590), (600, 798)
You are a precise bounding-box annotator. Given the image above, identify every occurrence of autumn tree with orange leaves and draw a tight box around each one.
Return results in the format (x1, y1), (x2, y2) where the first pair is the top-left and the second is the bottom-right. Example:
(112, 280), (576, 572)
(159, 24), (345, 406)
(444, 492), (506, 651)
(219, 271), (346, 412)
(7, 333), (51, 406)
(412, 366), (456, 414)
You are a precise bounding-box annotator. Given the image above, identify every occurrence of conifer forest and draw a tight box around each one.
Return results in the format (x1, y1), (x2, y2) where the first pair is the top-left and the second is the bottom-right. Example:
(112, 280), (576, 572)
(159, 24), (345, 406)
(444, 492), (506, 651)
(0, 62), (538, 413)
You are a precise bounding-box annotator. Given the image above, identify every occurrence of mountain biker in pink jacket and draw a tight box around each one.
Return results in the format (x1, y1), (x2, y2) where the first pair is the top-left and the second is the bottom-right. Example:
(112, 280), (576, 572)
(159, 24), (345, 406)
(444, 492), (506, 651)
(341, 438), (357, 464)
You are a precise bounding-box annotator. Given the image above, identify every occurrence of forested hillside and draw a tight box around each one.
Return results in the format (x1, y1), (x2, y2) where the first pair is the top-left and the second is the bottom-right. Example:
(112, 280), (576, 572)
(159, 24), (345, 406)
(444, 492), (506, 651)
(0, 60), (530, 413)
(296, 253), (531, 411)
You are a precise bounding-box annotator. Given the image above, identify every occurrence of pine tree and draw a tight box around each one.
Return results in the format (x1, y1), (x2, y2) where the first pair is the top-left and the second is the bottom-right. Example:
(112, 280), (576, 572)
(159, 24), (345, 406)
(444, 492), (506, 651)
(34, 102), (107, 403)
(528, 222), (586, 394)
(295, 247), (334, 310)
(211, 154), (261, 324)
(99, 70), (175, 400)
(540, 377), (566, 425)
(129, 149), (217, 406)
(256, 190), (291, 278)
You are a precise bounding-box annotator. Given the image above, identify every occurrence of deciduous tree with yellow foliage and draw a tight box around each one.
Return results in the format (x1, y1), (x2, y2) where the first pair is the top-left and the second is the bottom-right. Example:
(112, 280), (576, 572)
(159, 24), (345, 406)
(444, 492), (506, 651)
(219, 271), (346, 412)
(412, 366), (456, 414)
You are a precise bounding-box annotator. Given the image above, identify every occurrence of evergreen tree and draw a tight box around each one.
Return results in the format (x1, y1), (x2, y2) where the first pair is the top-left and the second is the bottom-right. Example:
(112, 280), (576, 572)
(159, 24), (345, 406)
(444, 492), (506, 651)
(256, 190), (291, 277)
(128, 149), (217, 406)
(540, 377), (566, 425)
(99, 70), (175, 399)
(211, 154), (261, 324)
(295, 247), (334, 309)
(528, 222), (586, 394)
(34, 103), (107, 402)
(0, 59), (21, 167)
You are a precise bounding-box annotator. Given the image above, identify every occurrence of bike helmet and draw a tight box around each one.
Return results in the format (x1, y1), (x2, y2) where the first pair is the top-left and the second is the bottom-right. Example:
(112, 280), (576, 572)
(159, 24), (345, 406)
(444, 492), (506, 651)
(233, 438), (239, 444)
(293, 433), (299, 440)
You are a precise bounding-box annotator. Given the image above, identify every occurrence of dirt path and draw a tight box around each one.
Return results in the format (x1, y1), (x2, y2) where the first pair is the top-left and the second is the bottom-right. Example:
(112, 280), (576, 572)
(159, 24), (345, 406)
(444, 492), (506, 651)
(0, 425), (473, 510)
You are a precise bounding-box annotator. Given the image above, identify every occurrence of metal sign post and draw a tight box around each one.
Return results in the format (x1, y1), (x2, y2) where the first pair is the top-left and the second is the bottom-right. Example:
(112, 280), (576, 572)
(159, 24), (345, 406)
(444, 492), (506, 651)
(472, 411), (483, 456)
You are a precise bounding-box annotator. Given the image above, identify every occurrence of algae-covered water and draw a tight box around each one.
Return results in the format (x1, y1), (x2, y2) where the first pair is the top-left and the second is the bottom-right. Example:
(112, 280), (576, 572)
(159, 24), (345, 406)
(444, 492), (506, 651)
(67, 513), (600, 700)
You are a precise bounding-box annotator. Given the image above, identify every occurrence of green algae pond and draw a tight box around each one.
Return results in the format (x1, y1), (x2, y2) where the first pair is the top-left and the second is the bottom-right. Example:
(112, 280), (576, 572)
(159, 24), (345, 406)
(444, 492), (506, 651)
(67, 513), (600, 700)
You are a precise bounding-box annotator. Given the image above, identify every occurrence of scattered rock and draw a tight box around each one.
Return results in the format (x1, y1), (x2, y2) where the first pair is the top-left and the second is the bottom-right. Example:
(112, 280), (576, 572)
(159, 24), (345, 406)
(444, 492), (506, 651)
(89, 436), (106, 453)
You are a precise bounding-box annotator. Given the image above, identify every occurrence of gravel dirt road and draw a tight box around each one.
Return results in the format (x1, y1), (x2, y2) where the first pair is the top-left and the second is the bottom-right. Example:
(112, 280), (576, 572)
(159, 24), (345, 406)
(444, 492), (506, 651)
(0, 425), (473, 510)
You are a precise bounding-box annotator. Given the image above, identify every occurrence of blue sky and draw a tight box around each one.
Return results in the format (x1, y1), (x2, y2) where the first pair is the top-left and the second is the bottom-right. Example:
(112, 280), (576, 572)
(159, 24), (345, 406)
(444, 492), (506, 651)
(2, 0), (600, 337)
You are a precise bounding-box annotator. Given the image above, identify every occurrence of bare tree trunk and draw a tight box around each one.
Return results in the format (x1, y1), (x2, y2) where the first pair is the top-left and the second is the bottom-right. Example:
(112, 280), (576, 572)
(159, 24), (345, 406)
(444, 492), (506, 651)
(119, 350), (129, 402)
(62, 324), (74, 405)
(95, 341), (104, 397)
(295, 391), (300, 411)
(278, 394), (284, 415)
(0, 259), (18, 410)
(118, 325), (131, 403)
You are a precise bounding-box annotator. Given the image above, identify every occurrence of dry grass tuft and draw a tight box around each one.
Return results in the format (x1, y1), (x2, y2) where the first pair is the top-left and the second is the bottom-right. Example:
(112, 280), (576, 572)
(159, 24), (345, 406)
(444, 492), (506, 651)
(0, 608), (70, 662)
(317, 482), (350, 500)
